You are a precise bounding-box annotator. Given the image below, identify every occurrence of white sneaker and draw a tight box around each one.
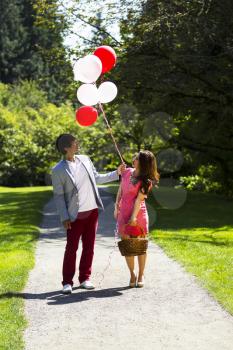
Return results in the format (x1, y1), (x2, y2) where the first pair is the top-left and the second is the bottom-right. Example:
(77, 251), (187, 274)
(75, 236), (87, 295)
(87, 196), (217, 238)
(79, 280), (95, 290)
(62, 284), (72, 294)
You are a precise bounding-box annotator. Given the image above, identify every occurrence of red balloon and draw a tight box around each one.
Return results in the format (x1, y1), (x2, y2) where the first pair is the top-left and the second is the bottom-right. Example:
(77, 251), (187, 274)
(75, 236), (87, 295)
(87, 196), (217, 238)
(76, 106), (98, 126)
(94, 46), (117, 74)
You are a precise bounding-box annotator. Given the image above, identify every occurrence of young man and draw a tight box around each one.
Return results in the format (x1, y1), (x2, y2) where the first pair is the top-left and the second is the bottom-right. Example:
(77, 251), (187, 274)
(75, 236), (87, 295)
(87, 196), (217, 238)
(51, 134), (126, 294)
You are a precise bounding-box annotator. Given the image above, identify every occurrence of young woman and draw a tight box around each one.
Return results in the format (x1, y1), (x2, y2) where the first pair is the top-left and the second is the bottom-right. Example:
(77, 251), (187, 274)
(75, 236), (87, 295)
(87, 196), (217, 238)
(114, 150), (159, 288)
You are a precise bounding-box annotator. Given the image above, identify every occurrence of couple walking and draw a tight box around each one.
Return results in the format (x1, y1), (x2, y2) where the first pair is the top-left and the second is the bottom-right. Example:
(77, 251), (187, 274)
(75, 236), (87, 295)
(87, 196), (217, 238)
(51, 134), (159, 294)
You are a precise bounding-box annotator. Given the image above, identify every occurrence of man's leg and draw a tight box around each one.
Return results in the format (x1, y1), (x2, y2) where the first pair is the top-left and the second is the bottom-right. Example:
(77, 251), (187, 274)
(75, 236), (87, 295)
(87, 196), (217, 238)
(79, 208), (98, 284)
(62, 216), (84, 286)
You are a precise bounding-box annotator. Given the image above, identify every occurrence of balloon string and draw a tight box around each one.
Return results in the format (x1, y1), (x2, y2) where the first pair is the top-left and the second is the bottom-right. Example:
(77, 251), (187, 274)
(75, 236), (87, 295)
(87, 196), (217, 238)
(98, 102), (124, 164)
(95, 229), (118, 289)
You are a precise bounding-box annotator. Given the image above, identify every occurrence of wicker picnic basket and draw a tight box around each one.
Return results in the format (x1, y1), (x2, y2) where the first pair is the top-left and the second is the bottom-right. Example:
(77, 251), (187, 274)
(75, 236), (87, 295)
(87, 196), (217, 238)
(118, 223), (148, 256)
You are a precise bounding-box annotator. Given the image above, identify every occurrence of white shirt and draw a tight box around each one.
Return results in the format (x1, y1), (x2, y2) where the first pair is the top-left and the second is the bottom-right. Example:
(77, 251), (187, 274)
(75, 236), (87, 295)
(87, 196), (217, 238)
(66, 158), (98, 213)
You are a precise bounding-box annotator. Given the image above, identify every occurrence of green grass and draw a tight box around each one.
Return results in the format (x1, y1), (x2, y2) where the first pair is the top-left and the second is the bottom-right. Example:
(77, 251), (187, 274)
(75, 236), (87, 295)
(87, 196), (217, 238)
(0, 186), (52, 350)
(147, 189), (233, 315)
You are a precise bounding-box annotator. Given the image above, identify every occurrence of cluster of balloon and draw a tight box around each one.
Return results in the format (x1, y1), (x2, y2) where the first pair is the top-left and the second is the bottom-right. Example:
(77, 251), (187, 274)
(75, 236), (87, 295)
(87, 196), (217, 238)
(74, 46), (117, 127)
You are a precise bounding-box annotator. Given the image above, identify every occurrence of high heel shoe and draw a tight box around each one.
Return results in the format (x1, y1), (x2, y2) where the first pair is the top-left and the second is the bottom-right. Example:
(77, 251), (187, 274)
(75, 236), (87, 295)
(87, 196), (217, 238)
(129, 274), (137, 288)
(137, 276), (145, 288)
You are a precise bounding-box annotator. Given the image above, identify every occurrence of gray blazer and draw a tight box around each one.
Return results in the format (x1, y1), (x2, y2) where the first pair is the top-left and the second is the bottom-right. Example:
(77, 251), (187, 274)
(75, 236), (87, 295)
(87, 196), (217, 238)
(51, 154), (119, 223)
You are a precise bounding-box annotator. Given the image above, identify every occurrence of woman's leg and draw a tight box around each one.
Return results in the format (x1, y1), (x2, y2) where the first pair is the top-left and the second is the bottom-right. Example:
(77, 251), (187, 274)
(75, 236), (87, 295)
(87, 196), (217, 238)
(125, 256), (136, 282)
(121, 234), (136, 282)
(138, 253), (147, 281)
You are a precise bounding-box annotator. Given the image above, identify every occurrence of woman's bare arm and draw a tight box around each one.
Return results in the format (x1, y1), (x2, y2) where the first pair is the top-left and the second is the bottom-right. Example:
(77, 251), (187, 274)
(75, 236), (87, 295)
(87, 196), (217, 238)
(128, 190), (147, 224)
(115, 183), (122, 206)
(114, 183), (122, 219)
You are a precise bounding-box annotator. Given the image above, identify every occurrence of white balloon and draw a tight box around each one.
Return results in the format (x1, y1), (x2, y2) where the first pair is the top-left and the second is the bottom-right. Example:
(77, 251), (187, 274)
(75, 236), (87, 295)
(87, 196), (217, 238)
(77, 84), (99, 106)
(98, 82), (118, 103)
(73, 55), (102, 83)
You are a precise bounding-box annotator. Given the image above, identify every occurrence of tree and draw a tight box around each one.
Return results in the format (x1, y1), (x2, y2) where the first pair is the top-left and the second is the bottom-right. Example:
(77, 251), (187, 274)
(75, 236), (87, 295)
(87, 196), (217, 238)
(116, 0), (233, 196)
(0, 0), (74, 104)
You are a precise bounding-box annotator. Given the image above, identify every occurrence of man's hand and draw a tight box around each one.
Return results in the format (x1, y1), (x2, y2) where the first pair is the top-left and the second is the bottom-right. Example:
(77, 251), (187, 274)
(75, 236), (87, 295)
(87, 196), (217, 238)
(117, 163), (126, 175)
(63, 219), (72, 230)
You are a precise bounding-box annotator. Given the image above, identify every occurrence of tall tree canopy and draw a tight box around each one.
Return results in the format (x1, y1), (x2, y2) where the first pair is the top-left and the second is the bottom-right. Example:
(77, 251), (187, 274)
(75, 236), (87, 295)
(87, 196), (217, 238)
(0, 0), (73, 103)
(116, 0), (233, 196)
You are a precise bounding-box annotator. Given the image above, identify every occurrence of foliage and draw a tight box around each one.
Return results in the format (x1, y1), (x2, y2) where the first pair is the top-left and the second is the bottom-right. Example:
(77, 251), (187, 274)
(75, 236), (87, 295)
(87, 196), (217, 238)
(180, 165), (222, 193)
(115, 0), (233, 196)
(0, 82), (78, 186)
(0, 0), (74, 103)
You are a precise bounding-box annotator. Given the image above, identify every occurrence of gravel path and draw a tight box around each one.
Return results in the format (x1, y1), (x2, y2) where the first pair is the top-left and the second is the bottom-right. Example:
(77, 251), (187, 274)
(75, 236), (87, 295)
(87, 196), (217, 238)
(23, 187), (233, 350)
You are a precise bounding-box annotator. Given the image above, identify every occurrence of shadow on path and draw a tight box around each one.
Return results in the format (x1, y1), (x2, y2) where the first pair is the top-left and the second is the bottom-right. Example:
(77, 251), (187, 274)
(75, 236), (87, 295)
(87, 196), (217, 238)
(0, 286), (131, 304)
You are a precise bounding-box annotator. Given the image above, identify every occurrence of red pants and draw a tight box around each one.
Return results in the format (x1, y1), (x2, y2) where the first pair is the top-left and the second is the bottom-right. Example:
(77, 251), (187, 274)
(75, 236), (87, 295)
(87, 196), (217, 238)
(62, 208), (98, 286)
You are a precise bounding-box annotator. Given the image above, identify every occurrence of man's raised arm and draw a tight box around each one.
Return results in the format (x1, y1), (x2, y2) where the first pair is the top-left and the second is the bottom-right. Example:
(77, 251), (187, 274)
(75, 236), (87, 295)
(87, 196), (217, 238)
(88, 157), (126, 185)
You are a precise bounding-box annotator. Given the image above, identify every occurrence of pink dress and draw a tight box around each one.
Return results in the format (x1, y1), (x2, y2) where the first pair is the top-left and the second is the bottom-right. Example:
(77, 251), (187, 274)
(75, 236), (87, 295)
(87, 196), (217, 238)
(116, 167), (149, 236)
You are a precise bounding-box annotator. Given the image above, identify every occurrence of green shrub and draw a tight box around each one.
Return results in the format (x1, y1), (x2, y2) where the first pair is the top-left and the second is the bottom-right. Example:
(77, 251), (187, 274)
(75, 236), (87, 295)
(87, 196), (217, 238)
(180, 165), (223, 194)
(0, 82), (79, 186)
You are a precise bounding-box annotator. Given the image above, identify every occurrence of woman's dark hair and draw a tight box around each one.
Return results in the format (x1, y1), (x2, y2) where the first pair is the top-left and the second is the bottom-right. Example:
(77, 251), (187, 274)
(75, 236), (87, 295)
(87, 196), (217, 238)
(135, 150), (160, 195)
(55, 134), (77, 155)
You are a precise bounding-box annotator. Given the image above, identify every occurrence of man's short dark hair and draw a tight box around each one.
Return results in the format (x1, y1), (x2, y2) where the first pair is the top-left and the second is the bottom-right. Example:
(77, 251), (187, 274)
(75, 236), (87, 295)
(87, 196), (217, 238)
(55, 134), (76, 155)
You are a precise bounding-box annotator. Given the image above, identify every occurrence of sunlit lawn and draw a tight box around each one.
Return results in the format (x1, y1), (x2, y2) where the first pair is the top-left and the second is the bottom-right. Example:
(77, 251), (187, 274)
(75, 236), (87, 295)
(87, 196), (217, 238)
(0, 186), (52, 350)
(148, 190), (233, 315)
